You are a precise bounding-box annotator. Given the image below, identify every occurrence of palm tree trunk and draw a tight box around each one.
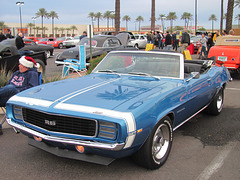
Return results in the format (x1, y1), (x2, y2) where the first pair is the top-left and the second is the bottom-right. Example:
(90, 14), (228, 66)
(151, 0), (155, 31)
(41, 16), (44, 37)
(220, 0), (223, 35)
(226, 0), (234, 33)
(52, 18), (54, 37)
(115, 0), (120, 34)
(98, 18), (100, 32)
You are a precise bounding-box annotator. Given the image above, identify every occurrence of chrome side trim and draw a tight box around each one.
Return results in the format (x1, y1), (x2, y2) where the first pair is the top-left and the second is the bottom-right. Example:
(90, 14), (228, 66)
(173, 105), (208, 131)
(6, 118), (125, 151)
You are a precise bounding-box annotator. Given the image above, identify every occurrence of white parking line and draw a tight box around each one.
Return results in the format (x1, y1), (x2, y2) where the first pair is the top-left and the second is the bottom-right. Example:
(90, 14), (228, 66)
(226, 88), (240, 91)
(196, 142), (237, 180)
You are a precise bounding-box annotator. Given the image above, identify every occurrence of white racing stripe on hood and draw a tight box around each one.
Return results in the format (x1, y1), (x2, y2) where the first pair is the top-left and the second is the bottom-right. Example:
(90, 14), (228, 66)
(54, 103), (136, 149)
(8, 96), (53, 107)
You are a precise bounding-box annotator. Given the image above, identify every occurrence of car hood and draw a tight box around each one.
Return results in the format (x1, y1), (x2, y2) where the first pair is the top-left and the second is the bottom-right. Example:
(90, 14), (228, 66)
(8, 74), (179, 112)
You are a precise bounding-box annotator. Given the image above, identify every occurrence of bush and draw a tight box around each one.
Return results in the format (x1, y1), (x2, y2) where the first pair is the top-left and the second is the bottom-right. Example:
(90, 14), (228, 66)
(87, 53), (107, 75)
(0, 68), (13, 87)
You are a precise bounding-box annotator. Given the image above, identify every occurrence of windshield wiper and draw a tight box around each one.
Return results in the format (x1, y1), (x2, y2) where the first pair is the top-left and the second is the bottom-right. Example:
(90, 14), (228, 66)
(98, 70), (117, 73)
(128, 72), (160, 80)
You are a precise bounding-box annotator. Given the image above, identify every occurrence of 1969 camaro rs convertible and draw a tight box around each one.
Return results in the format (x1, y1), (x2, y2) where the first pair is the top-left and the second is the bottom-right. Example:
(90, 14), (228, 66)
(6, 50), (231, 169)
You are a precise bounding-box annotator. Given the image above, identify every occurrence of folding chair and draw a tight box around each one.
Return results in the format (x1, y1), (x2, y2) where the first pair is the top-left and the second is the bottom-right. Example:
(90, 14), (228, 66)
(62, 45), (87, 78)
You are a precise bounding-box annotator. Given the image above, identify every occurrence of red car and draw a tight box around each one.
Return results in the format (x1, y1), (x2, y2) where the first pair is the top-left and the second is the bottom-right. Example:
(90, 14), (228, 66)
(37, 38), (56, 45)
(25, 37), (42, 43)
(47, 37), (72, 49)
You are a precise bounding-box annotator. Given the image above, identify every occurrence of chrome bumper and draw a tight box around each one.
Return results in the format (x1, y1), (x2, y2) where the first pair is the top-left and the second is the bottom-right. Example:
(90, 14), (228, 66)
(6, 118), (125, 151)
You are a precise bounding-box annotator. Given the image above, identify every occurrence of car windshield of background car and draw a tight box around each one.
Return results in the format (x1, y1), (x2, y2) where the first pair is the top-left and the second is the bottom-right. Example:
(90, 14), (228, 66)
(39, 38), (48, 42)
(79, 38), (97, 47)
(93, 52), (180, 78)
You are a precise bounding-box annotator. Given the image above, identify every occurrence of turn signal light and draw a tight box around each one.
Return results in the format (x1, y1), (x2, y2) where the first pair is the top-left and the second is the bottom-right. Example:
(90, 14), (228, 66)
(33, 136), (42, 142)
(75, 145), (85, 153)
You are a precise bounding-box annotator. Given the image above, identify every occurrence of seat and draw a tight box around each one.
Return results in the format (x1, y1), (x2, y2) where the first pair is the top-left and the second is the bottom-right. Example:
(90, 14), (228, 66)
(62, 45), (87, 78)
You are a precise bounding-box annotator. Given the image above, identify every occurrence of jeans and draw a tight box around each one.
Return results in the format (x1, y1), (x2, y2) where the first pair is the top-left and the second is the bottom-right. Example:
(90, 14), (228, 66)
(201, 46), (207, 57)
(0, 84), (18, 107)
(165, 45), (172, 51)
(158, 40), (163, 49)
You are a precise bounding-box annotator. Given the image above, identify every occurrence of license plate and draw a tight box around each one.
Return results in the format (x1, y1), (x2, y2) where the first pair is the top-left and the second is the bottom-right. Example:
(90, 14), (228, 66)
(218, 56), (227, 62)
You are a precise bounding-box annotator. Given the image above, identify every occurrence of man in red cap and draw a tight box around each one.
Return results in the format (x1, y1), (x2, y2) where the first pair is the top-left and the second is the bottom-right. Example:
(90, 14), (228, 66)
(0, 56), (39, 135)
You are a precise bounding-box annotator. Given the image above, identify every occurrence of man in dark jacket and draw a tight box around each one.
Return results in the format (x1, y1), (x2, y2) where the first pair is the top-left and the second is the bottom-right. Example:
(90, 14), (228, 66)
(6, 29), (14, 39)
(181, 30), (190, 52)
(165, 31), (172, 50)
(0, 56), (39, 135)
(0, 30), (6, 42)
(15, 32), (25, 50)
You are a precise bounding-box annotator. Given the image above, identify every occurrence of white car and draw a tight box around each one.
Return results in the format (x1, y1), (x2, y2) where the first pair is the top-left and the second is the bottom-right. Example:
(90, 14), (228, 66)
(63, 35), (81, 48)
(128, 34), (147, 49)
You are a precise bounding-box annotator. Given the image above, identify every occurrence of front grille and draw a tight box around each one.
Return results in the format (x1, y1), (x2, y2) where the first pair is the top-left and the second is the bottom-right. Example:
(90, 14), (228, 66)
(22, 108), (97, 137)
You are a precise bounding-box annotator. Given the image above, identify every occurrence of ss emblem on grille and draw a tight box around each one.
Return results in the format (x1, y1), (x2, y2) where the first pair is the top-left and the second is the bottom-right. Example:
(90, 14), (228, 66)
(44, 120), (56, 126)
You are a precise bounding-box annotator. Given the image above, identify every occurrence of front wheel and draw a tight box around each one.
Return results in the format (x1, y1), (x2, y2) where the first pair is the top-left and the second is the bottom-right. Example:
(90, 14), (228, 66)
(133, 116), (173, 169)
(45, 50), (51, 58)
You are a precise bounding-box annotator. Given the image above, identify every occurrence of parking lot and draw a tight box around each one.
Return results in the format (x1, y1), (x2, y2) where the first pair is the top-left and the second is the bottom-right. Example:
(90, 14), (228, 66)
(0, 48), (240, 180)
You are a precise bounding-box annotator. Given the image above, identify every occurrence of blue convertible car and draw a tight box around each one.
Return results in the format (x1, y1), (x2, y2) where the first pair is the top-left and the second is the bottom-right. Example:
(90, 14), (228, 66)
(6, 50), (231, 169)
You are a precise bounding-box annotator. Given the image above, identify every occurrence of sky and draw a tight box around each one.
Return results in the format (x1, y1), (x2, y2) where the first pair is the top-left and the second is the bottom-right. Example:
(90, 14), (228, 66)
(0, 0), (239, 31)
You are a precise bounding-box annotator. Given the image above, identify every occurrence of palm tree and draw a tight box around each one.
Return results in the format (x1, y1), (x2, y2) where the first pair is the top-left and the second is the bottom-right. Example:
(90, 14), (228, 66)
(115, 0), (120, 34)
(54, 27), (59, 36)
(35, 8), (48, 37)
(35, 26), (41, 36)
(26, 23), (35, 36)
(103, 11), (112, 32)
(226, 0), (234, 33)
(41, 27), (48, 37)
(136, 16), (144, 33)
(151, 0), (155, 31)
(235, 14), (240, 28)
(122, 15), (131, 31)
(181, 12), (193, 29)
(70, 25), (78, 36)
(88, 12), (95, 29)
(158, 14), (166, 33)
(48, 11), (58, 37)
(166, 12), (177, 33)
(59, 27), (65, 36)
(66, 28), (71, 36)
(209, 14), (217, 33)
(95, 12), (102, 32)
(235, 0), (240, 7)
(110, 13), (115, 30)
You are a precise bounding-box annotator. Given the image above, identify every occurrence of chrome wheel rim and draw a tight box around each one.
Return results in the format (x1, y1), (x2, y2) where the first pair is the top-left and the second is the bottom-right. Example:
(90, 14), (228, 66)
(45, 51), (51, 58)
(217, 93), (223, 111)
(152, 123), (170, 163)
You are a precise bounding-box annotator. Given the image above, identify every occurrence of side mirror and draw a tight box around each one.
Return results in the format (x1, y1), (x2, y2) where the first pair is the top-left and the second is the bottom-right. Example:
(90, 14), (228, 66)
(190, 72), (200, 79)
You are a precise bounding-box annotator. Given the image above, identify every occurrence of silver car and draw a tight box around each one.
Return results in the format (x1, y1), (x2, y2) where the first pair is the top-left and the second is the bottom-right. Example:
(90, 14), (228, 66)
(128, 34), (147, 49)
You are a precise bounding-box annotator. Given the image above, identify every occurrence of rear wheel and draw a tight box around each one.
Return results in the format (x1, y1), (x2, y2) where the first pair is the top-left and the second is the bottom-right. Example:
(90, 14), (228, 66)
(205, 88), (224, 115)
(133, 116), (173, 169)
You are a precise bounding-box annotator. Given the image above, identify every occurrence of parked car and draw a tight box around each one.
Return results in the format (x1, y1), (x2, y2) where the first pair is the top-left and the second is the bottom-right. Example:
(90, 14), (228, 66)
(55, 33), (132, 65)
(6, 50), (231, 169)
(63, 35), (81, 48)
(128, 34), (147, 49)
(37, 38), (56, 45)
(47, 37), (72, 49)
(208, 35), (240, 74)
(190, 36), (202, 53)
(25, 37), (42, 43)
(1, 39), (54, 58)
(0, 41), (47, 74)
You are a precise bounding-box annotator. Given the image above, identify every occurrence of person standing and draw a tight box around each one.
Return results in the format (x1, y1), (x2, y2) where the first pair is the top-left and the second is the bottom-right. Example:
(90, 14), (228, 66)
(0, 30), (6, 42)
(6, 29), (14, 39)
(15, 32), (25, 50)
(213, 30), (221, 42)
(165, 31), (172, 50)
(181, 30), (190, 52)
(159, 32), (164, 49)
(207, 34), (214, 56)
(172, 32), (178, 51)
(79, 31), (87, 40)
(200, 33), (207, 59)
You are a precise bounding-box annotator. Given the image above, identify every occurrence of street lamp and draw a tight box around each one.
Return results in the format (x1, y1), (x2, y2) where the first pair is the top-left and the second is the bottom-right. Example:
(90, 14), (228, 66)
(32, 17), (36, 37)
(162, 16), (166, 34)
(16, 1), (24, 33)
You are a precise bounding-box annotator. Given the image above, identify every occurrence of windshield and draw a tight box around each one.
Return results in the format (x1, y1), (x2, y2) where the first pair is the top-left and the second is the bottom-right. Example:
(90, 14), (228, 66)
(39, 38), (48, 42)
(93, 52), (181, 78)
(79, 38), (98, 47)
